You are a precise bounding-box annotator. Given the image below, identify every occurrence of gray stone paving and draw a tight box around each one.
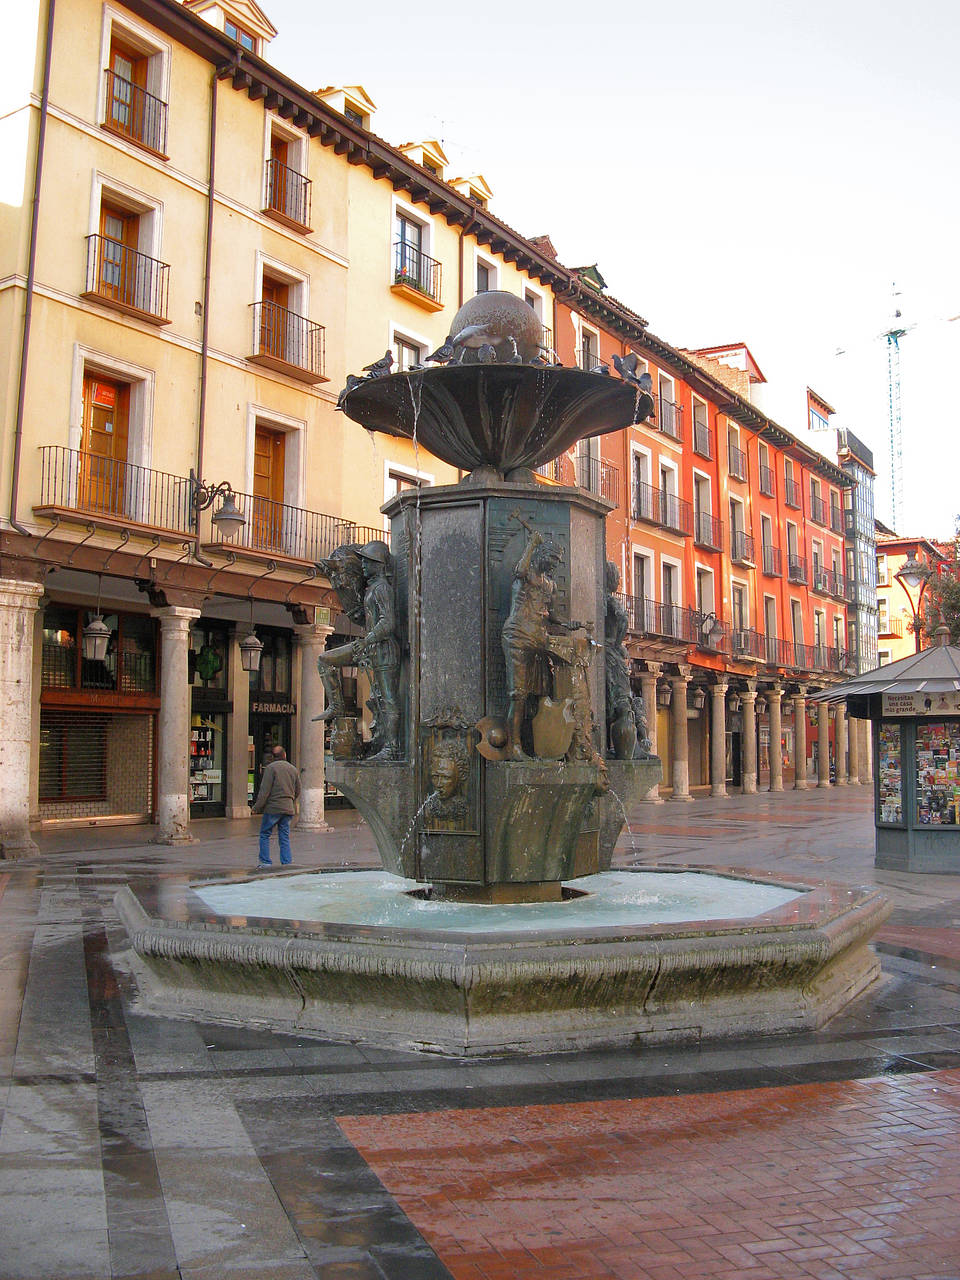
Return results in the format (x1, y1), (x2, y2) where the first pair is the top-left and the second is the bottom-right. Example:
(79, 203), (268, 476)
(0, 790), (959, 1278)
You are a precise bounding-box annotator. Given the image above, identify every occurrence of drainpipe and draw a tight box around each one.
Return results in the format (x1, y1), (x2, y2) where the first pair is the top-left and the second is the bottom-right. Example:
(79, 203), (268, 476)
(196, 62), (231, 483)
(9, 0), (56, 537)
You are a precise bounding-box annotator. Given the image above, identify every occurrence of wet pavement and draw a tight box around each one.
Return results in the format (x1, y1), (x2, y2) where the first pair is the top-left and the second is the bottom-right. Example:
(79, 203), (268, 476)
(2, 788), (960, 1279)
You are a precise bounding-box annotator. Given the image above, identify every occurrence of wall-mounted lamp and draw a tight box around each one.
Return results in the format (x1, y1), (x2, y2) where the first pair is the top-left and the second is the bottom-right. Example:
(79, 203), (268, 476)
(239, 595), (262, 673)
(689, 686), (706, 710)
(728, 692), (742, 713)
(699, 611), (724, 649)
(190, 468), (245, 540)
(656, 684), (672, 709)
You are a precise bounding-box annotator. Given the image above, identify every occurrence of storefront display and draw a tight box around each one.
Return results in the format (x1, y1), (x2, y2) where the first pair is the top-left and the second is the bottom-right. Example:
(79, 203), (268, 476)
(915, 721), (960, 826)
(189, 621), (230, 818)
(877, 723), (903, 825)
(190, 714), (225, 807)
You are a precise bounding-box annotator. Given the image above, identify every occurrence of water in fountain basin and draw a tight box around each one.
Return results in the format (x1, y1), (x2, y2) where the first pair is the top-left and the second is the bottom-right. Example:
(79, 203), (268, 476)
(193, 869), (804, 935)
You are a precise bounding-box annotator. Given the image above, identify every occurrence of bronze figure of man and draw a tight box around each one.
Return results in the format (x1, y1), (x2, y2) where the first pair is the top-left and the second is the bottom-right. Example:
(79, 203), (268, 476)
(353, 540), (401, 761)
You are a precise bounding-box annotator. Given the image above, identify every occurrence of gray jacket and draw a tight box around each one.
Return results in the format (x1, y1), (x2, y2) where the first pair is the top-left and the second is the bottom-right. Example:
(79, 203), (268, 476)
(252, 759), (301, 815)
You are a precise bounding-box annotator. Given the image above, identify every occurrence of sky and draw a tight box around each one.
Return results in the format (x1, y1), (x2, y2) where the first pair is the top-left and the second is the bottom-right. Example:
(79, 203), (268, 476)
(264, 0), (960, 538)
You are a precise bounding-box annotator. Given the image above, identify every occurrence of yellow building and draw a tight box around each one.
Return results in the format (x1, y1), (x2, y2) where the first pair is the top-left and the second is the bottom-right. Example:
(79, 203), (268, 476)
(0, 0), (572, 851)
(875, 534), (945, 665)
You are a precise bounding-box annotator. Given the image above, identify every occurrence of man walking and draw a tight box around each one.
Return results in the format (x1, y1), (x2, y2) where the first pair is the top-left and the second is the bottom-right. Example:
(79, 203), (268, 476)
(251, 745), (301, 869)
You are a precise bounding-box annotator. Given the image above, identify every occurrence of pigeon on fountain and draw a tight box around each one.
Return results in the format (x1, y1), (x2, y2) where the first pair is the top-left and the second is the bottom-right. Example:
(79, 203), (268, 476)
(335, 372), (364, 411)
(426, 337), (457, 365)
(362, 350), (394, 378)
(591, 363), (611, 376)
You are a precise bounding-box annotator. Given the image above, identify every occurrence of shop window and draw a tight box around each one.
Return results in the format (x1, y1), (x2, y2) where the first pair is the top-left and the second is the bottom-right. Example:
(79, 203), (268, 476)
(252, 629), (292, 696)
(40, 605), (157, 694)
(189, 623), (228, 692)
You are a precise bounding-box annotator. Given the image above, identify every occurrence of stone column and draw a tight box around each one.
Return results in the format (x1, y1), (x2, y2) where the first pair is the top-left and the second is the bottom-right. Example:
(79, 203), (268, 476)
(225, 626), (252, 819)
(817, 699), (831, 787)
(639, 663), (662, 802)
(858, 718), (871, 785)
(670, 666), (692, 800)
(834, 705), (848, 786)
(152, 605), (201, 843)
(847, 714), (861, 784)
(792, 688), (808, 790)
(0, 578), (44, 858)
(295, 620), (335, 830)
(741, 681), (758, 795)
(767, 684), (784, 793)
(710, 680), (728, 797)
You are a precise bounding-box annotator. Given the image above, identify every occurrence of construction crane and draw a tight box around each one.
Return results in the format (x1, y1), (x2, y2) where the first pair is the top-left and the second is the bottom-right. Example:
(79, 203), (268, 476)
(884, 302), (907, 532)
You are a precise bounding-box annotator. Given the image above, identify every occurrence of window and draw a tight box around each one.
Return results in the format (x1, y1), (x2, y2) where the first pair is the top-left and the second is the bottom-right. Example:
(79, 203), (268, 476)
(579, 327), (598, 371)
(264, 125), (311, 229)
(343, 104), (364, 126)
(877, 554), (888, 586)
(632, 449), (652, 521)
(692, 398), (711, 457)
(732, 584), (747, 631)
(393, 211), (440, 305)
(878, 598), (890, 631)
(100, 17), (169, 155)
(810, 406), (829, 433)
(878, 649), (891, 666)
(225, 17), (256, 51)
(83, 182), (168, 322)
(696, 567), (714, 615)
(658, 374), (680, 440)
(394, 336), (421, 371)
(662, 562), (679, 636)
(727, 426), (747, 480)
(476, 261), (491, 294)
(251, 260), (324, 382)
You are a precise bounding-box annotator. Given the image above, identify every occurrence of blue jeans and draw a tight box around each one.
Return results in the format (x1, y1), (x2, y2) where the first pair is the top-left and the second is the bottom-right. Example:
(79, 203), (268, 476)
(258, 813), (292, 865)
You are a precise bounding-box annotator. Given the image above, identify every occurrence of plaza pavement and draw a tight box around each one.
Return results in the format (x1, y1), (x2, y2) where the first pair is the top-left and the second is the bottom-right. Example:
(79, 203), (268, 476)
(2, 787), (960, 1280)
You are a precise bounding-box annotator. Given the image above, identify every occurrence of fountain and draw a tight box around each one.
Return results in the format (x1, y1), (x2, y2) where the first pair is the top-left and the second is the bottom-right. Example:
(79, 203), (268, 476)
(116, 295), (890, 1055)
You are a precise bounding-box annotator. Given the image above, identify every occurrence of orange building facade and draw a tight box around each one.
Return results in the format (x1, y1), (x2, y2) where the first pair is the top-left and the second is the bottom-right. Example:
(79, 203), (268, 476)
(544, 278), (861, 796)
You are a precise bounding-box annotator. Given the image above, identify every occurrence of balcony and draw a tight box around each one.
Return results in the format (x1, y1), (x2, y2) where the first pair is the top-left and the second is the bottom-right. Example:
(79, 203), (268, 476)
(694, 509), (723, 550)
(731, 627), (766, 661)
(535, 457), (564, 484)
(785, 477), (802, 508)
(759, 464), (775, 497)
(82, 234), (170, 325)
(830, 504), (844, 534)
(692, 420), (713, 459)
(202, 491), (388, 562)
(41, 639), (156, 695)
(763, 634), (790, 667)
(101, 68), (168, 155)
(787, 552), (808, 584)
(263, 157), (312, 231)
(540, 325), (554, 358)
(579, 345), (598, 372)
(249, 301), (326, 383)
(811, 565), (832, 595)
(633, 481), (694, 536)
(762, 544), (782, 577)
(392, 242), (443, 310)
(879, 617), (904, 639)
(658, 397), (683, 443)
(730, 528), (755, 565)
(810, 494), (827, 525)
(574, 454), (620, 505)
(36, 446), (192, 533)
(727, 441), (747, 481)
(619, 594), (699, 644)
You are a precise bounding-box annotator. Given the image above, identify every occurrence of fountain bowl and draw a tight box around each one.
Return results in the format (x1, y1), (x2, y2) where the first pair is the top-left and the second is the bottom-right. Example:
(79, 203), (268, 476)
(342, 364), (640, 477)
(115, 866), (890, 1057)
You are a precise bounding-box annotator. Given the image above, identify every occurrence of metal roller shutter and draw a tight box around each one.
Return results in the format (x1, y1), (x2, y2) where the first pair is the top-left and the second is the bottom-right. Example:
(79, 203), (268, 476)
(39, 710), (155, 822)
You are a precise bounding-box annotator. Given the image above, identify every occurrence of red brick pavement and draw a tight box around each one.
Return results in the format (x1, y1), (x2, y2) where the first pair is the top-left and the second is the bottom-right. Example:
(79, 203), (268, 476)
(875, 924), (960, 964)
(339, 1069), (960, 1279)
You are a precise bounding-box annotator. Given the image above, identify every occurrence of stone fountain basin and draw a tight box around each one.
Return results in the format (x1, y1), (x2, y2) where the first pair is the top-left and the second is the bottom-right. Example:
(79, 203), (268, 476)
(115, 867), (890, 1057)
(342, 364), (640, 474)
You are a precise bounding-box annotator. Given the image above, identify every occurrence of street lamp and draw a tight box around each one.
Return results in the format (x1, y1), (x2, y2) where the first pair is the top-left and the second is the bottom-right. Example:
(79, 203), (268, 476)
(894, 554), (933, 653)
(81, 573), (111, 662)
(189, 469), (245, 540)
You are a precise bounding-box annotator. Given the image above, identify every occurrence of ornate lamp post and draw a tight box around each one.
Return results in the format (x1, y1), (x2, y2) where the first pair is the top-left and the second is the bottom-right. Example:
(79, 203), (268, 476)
(894, 554), (933, 653)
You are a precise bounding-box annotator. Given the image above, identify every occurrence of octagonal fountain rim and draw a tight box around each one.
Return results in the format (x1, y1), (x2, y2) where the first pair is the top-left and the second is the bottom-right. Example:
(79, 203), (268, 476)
(126, 865), (882, 947)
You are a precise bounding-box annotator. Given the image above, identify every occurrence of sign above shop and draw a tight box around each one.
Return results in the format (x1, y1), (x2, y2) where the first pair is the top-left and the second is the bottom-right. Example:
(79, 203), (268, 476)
(882, 691), (960, 717)
(251, 700), (297, 716)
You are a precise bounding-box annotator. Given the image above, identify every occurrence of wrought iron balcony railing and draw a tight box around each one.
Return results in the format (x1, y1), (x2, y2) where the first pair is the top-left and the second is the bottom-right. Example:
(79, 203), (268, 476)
(574, 454), (620, 505)
(264, 157), (312, 229)
(787, 552), (808, 584)
(393, 241), (442, 305)
(658, 397), (683, 442)
(810, 494), (827, 525)
(579, 345), (599, 372)
(540, 325), (555, 359)
(535, 457), (564, 483)
(878, 616), (904, 638)
(785, 477), (802, 508)
(812, 565), (832, 594)
(731, 627), (766, 661)
(759, 464), (775, 497)
(250, 301), (326, 382)
(618, 594), (699, 644)
(694, 509), (723, 550)
(693, 421), (713, 459)
(632, 481), (694, 536)
(730, 528), (755, 564)
(762, 544), (782, 577)
(102, 68), (168, 154)
(830, 504), (844, 534)
(202, 490), (389, 561)
(83, 234), (169, 323)
(727, 441), (747, 481)
(42, 641), (156, 694)
(37, 446), (193, 530)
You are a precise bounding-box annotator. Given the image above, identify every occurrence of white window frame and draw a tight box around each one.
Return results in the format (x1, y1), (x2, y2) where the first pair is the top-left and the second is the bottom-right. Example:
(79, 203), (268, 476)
(763, 594), (778, 639)
(255, 251), (309, 315)
(474, 249), (499, 296)
(263, 114), (309, 207)
(877, 554), (888, 586)
(630, 443), (652, 517)
(695, 564), (715, 615)
(383, 458), (435, 510)
(98, 7), (172, 131)
(392, 197), (431, 285)
(90, 171), (164, 261)
(878, 649), (891, 666)
(244, 404), (307, 512)
(660, 552), (683, 608)
(692, 467), (713, 516)
(659, 457), (679, 497)
(731, 577), (749, 629)
(523, 283), (545, 319)
(69, 342), (155, 469)
(791, 598), (804, 642)
(576, 316), (601, 369)
(389, 321), (431, 371)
